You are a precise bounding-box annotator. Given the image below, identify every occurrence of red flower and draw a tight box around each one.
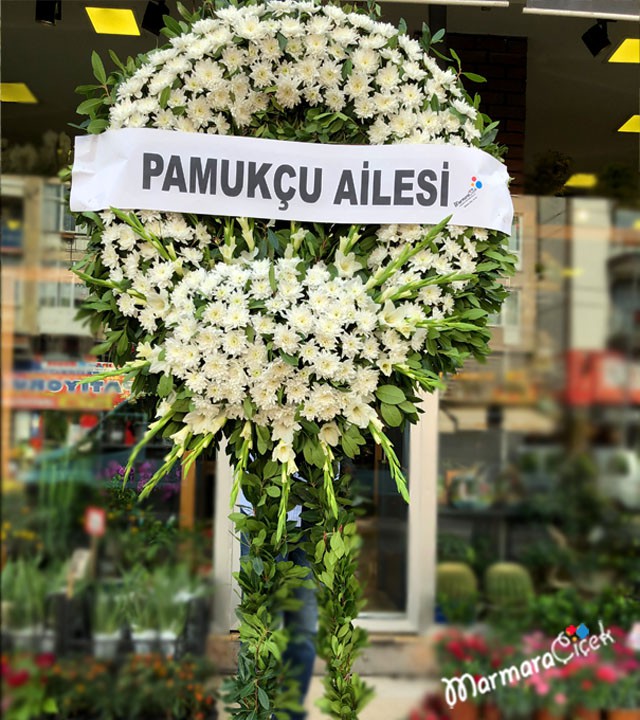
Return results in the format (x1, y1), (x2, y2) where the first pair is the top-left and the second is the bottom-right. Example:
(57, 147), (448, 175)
(468, 636), (488, 654)
(581, 680), (593, 691)
(595, 665), (617, 683)
(447, 641), (466, 661)
(6, 670), (30, 688)
(35, 653), (55, 669)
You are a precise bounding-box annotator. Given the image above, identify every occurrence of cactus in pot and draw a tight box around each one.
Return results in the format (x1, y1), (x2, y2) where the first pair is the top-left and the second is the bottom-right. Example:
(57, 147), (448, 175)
(436, 562), (479, 624)
(485, 562), (534, 615)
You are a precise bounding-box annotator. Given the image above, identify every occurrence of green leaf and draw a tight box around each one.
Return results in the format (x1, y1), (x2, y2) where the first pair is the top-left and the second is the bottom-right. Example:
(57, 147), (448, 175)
(91, 51), (107, 84)
(375, 385), (406, 405)
(398, 400), (417, 414)
(43, 698), (58, 714)
(462, 308), (487, 320)
(341, 434), (358, 459)
(462, 72), (487, 83)
(157, 374), (174, 398)
(87, 118), (109, 134)
(108, 49), (126, 72)
(477, 261), (500, 272)
(252, 556), (264, 575)
(397, 18), (407, 35)
(257, 687), (270, 710)
(116, 332), (129, 355)
(77, 97), (105, 115)
(330, 533), (345, 558)
(277, 31), (288, 51)
(159, 85), (172, 109)
(380, 403), (403, 427)
(243, 397), (255, 419)
(432, 28), (445, 44)
(90, 333), (120, 356)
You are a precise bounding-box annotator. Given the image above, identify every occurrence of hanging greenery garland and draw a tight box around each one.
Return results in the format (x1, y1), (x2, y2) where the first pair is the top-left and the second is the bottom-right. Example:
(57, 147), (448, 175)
(69, 1), (515, 718)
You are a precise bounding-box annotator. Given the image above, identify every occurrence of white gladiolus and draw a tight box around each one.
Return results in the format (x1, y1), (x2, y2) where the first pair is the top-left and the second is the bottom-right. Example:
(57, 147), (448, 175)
(319, 423), (340, 447)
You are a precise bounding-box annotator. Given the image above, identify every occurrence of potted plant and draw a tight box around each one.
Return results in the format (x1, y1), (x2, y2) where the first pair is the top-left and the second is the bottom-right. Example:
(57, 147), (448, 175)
(604, 672), (640, 720)
(2, 559), (48, 651)
(93, 587), (123, 660)
(558, 646), (609, 720)
(434, 630), (493, 720)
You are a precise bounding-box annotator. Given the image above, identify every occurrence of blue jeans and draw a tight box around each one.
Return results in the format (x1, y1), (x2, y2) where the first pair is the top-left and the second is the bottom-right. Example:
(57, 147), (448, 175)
(240, 539), (318, 720)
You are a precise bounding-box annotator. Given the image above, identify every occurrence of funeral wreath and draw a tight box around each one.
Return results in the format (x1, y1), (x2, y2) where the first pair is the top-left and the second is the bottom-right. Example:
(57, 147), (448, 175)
(68, 1), (515, 718)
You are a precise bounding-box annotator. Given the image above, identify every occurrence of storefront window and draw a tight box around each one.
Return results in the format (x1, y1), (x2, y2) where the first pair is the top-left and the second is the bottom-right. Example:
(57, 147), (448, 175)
(351, 428), (409, 613)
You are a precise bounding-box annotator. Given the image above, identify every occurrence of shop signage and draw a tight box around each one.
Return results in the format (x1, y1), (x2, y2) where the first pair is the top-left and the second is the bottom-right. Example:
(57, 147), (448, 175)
(84, 506), (107, 537)
(70, 128), (513, 233)
(7, 369), (130, 410)
(566, 350), (640, 406)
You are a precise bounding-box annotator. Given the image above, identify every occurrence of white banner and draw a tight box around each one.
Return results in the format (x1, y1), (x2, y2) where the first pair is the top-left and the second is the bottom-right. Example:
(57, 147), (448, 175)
(71, 128), (513, 233)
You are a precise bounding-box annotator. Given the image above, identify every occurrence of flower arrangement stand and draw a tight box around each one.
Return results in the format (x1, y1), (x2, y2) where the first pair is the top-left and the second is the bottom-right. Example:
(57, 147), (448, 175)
(69, 1), (514, 717)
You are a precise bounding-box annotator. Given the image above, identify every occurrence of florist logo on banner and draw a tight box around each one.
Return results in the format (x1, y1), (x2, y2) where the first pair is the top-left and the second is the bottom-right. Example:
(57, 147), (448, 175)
(441, 622), (616, 708)
(453, 176), (484, 210)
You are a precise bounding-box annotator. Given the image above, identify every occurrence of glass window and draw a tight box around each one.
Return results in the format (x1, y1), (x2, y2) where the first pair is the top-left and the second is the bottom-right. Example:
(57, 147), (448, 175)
(488, 289), (520, 328)
(59, 282), (72, 308)
(39, 282), (58, 307)
(1, 196), (23, 251)
(74, 282), (89, 308)
(350, 427), (409, 613)
(509, 214), (523, 269)
(42, 184), (61, 233)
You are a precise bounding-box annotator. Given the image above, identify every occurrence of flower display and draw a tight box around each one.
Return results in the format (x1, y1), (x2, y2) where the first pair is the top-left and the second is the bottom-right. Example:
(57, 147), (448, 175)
(70, 1), (513, 717)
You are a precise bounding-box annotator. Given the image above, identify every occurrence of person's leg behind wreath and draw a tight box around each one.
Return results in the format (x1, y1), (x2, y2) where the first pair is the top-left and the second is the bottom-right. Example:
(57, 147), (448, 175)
(282, 545), (318, 720)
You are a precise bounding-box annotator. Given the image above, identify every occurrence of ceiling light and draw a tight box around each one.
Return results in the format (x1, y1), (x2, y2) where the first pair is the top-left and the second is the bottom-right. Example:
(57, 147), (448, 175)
(608, 38), (640, 63)
(142, 0), (169, 36)
(565, 173), (598, 189)
(582, 20), (611, 57)
(0, 83), (38, 103)
(523, 0), (639, 21)
(85, 7), (140, 35)
(35, 0), (61, 25)
(618, 115), (640, 133)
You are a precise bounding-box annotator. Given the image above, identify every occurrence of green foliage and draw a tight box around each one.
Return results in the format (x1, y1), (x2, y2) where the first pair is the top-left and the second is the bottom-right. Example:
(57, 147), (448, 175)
(301, 466), (373, 719)
(222, 453), (311, 720)
(1, 558), (54, 629)
(437, 533), (476, 565)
